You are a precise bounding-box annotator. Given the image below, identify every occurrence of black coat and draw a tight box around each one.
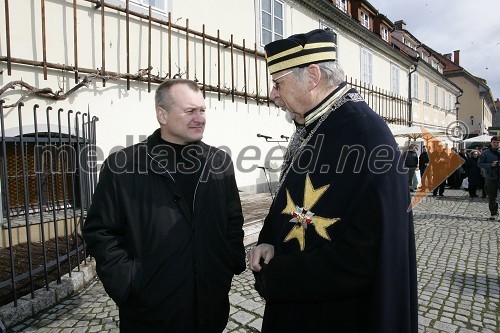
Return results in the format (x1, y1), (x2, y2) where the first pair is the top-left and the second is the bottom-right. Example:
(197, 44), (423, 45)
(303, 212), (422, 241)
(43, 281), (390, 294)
(404, 150), (418, 168)
(419, 151), (429, 170)
(255, 88), (418, 333)
(465, 157), (481, 187)
(83, 129), (245, 332)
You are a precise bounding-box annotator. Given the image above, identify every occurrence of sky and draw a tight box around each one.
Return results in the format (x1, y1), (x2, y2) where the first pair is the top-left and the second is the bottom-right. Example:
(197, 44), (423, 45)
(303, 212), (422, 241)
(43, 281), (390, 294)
(373, 0), (500, 101)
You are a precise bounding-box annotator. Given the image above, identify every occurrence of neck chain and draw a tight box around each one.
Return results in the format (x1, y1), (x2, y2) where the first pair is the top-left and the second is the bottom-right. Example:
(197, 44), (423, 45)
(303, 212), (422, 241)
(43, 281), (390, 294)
(276, 90), (360, 194)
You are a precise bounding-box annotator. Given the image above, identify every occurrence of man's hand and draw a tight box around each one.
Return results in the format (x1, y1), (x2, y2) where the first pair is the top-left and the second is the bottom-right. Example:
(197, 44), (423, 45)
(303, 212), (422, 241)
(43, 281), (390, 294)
(247, 243), (275, 272)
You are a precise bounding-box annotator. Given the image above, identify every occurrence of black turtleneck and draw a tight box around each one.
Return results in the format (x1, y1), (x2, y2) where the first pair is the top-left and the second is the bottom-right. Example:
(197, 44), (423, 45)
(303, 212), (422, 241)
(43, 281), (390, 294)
(153, 137), (204, 211)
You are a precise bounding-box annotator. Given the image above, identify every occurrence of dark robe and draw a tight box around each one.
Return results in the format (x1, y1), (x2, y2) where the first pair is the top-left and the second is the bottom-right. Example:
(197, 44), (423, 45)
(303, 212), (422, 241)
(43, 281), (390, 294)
(465, 156), (481, 188)
(255, 87), (418, 333)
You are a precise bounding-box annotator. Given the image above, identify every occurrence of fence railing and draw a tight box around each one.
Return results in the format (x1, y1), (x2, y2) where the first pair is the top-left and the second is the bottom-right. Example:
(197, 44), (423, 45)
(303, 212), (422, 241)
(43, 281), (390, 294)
(348, 78), (409, 126)
(0, 100), (98, 306)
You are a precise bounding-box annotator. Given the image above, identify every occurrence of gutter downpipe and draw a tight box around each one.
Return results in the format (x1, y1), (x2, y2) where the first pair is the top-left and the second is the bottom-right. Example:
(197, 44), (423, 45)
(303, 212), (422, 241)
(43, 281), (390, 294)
(408, 59), (418, 127)
(456, 91), (463, 123)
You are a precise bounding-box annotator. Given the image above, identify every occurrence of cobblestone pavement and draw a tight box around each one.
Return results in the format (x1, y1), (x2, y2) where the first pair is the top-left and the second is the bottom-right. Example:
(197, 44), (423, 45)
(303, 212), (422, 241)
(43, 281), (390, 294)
(10, 189), (500, 332)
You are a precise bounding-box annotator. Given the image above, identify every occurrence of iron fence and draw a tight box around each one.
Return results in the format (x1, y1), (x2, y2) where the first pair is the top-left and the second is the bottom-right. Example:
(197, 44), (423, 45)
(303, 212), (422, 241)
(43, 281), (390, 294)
(348, 77), (409, 126)
(0, 100), (98, 306)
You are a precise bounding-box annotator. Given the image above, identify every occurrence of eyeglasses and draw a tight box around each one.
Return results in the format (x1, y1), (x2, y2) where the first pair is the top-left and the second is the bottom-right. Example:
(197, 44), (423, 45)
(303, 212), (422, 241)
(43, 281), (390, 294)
(272, 70), (294, 90)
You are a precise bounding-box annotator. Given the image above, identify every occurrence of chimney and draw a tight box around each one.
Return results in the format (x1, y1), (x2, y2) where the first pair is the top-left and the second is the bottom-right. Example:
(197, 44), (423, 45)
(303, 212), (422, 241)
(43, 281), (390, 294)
(453, 50), (460, 66)
(394, 20), (406, 30)
(443, 53), (452, 60)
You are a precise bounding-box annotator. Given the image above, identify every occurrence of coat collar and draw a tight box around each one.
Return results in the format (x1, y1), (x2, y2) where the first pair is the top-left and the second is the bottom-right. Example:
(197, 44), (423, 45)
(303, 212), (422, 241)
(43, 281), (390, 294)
(135, 128), (216, 176)
(304, 82), (349, 126)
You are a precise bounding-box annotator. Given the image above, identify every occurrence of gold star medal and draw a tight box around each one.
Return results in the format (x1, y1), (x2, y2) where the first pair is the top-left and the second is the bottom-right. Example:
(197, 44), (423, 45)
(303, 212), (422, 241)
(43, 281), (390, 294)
(281, 174), (340, 251)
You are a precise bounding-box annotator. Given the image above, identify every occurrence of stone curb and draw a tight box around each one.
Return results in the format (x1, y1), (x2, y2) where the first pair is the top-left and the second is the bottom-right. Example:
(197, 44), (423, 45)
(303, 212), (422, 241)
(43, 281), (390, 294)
(0, 257), (96, 330)
(243, 219), (264, 246)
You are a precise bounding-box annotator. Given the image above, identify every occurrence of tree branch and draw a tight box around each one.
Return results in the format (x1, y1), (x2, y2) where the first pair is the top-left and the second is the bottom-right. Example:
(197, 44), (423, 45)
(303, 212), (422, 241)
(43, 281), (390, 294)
(0, 67), (157, 108)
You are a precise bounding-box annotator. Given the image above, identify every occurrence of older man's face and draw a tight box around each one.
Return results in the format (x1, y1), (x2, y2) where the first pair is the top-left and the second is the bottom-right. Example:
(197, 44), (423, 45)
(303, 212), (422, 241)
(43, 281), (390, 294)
(269, 69), (310, 125)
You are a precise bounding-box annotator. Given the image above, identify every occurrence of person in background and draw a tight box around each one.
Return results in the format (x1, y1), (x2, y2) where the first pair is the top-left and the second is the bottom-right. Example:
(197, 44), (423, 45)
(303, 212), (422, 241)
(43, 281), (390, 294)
(247, 28), (418, 333)
(459, 148), (469, 162)
(83, 79), (246, 332)
(476, 147), (487, 198)
(464, 150), (482, 198)
(418, 145), (430, 190)
(458, 148), (469, 184)
(478, 136), (500, 220)
(430, 144), (450, 197)
(447, 148), (462, 189)
(404, 144), (419, 192)
(480, 172), (487, 198)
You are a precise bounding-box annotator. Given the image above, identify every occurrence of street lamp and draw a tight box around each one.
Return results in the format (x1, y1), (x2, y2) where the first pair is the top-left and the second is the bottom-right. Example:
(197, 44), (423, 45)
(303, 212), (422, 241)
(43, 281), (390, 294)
(455, 101), (460, 112)
(470, 115), (474, 125)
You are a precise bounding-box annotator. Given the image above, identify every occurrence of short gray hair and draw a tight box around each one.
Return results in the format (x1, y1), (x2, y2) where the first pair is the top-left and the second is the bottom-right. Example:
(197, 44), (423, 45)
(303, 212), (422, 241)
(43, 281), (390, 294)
(292, 61), (345, 87)
(155, 79), (200, 111)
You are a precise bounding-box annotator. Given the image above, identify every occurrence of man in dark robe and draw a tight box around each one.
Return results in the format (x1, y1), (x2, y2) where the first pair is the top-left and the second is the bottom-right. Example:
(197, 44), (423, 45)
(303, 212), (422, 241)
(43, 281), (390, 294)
(247, 29), (418, 333)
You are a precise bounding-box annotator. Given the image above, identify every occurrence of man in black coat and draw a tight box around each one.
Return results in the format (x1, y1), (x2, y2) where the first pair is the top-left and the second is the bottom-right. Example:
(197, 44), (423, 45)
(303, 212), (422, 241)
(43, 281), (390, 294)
(247, 29), (418, 333)
(83, 79), (246, 332)
(430, 144), (450, 197)
(419, 145), (430, 189)
(404, 144), (419, 191)
(478, 136), (500, 219)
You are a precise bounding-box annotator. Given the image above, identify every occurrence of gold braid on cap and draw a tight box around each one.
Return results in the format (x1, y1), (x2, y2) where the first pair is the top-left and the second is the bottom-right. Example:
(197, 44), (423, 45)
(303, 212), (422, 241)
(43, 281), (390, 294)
(266, 42), (337, 75)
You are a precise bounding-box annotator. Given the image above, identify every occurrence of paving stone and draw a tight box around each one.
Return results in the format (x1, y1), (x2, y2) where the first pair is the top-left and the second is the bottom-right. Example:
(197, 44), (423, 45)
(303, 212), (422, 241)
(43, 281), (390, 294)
(418, 315), (432, 327)
(229, 293), (246, 305)
(225, 320), (238, 330)
(238, 299), (262, 312)
(248, 318), (263, 331)
(457, 328), (480, 333)
(232, 311), (255, 325)
(88, 325), (103, 332)
(433, 320), (458, 332)
(482, 318), (496, 325)
(253, 306), (265, 317)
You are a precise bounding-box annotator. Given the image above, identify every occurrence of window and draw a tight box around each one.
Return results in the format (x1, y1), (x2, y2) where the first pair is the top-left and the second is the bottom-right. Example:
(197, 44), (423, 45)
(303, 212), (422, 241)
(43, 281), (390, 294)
(448, 93), (453, 111)
(336, 0), (347, 13)
(412, 73), (419, 99)
(360, 11), (370, 29)
(441, 91), (446, 109)
(0, 140), (90, 219)
(261, 0), (284, 46)
(391, 65), (400, 95)
(424, 80), (430, 103)
(434, 85), (438, 105)
(360, 48), (373, 85)
(381, 26), (389, 42)
(131, 0), (166, 11)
